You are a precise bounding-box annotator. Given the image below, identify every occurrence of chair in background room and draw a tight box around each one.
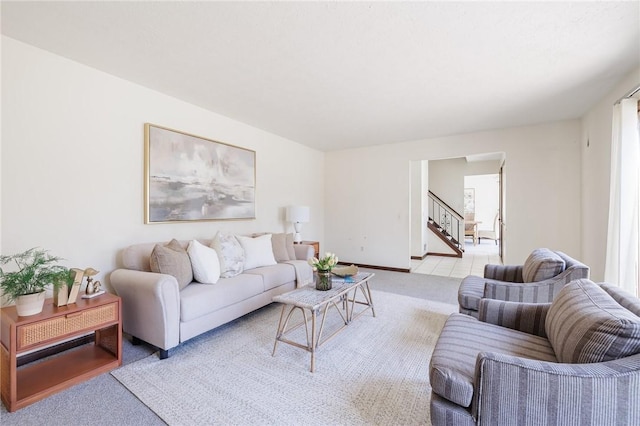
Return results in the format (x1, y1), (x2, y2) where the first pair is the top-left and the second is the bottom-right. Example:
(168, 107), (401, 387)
(464, 213), (478, 245)
(477, 212), (499, 245)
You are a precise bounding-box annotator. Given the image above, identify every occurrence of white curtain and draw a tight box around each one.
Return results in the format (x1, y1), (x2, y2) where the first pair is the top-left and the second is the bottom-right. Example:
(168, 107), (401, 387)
(604, 98), (639, 295)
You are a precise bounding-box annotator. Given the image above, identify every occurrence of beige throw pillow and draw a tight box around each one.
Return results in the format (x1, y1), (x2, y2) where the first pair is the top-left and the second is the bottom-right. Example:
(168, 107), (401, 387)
(270, 233), (290, 262)
(149, 239), (193, 290)
(285, 233), (297, 260)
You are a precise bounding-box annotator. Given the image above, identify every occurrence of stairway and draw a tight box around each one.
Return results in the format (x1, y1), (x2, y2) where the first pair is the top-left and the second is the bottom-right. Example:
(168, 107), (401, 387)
(428, 191), (464, 258)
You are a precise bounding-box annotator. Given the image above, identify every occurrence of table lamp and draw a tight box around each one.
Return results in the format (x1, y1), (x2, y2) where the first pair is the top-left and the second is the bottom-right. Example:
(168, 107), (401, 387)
(286, 205), (310, 243)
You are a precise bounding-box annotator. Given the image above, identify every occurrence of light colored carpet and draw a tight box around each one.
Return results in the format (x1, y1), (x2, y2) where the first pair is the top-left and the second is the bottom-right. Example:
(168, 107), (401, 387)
(111, 290), (457, 425)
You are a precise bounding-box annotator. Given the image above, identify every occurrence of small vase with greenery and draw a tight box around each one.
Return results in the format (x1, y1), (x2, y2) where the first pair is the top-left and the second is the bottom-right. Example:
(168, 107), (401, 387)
(308, 252), (338, 291)
(0, 248), (69, 316)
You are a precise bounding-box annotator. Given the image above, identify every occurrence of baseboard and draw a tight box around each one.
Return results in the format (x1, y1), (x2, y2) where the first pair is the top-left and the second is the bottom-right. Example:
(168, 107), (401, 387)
(426, 252), (460, 258)
(338, 261), (410, 273)
(410, 253), (428, 260)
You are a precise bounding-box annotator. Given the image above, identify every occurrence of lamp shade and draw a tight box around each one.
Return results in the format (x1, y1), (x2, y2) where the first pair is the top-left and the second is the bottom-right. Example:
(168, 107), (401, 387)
(286, 206), (310, 223)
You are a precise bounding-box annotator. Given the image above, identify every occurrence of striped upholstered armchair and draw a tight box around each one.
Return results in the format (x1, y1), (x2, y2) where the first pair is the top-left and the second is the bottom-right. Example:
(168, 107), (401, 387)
(430, 279), (640, 425)
(458, 248), (589, 318)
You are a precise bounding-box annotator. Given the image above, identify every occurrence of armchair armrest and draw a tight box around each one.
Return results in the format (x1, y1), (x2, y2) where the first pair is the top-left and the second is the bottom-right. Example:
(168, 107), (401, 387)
(110, 269), (181, 351)
(294, 244), (314, 260)
(473, 352), (640, 425)
(484, 264), (524, 282)
(478, 299), (550, 337)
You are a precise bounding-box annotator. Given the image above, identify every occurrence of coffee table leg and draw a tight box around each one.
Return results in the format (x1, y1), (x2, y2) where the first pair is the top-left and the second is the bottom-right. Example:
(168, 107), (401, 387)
(310, 309), (317, 373)
(364, 281), (376, 317)
(272, 304), (287, 356)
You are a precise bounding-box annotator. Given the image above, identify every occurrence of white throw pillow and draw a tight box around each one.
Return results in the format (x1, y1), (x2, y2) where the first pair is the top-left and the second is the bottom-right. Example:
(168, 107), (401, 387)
(187, 240), (220, 284)
(236, 234), (277, 270)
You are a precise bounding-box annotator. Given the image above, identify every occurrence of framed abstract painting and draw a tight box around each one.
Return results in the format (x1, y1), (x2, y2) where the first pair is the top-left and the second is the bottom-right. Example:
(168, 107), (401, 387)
(144, 124), (256, 223)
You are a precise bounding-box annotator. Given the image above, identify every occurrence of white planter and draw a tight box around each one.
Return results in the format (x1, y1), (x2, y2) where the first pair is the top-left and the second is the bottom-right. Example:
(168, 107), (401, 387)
(16, 291), (46, 316)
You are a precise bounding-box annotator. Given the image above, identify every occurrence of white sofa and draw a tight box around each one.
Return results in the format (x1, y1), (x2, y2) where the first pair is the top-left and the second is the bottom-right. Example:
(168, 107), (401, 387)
(110, 238), (313, 358)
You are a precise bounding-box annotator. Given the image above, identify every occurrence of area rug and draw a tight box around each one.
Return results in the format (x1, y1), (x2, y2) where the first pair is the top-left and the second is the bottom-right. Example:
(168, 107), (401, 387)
(111, 290), (457, 425)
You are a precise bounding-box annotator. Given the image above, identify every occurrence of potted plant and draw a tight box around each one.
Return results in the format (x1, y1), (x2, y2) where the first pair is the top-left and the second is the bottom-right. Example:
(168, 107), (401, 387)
(308, 252), (338, 291)
(0, 248), (69, 316)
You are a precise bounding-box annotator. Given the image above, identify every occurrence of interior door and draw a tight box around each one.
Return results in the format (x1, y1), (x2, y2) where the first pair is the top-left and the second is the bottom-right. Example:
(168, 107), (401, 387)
(499, 162), (505, 260)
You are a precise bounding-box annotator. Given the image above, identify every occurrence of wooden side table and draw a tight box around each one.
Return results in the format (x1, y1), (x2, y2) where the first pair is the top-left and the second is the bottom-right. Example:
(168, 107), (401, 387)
(0, 293), (122, 412)
(297, 240), (319, 258)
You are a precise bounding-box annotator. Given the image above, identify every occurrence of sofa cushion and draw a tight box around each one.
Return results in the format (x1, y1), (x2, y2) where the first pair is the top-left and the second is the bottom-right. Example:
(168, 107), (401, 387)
(179, 274), (264, 322)
(522, 248), (565, 282)
(546, 279), (640, 363)
(187, 240), (220, 284)
(430, 313), (556, 408)
(149, 239), (193, 290)
(211, 231), (244, 278)
(236, 234), (277, 270)
(244, 263), (296, 291)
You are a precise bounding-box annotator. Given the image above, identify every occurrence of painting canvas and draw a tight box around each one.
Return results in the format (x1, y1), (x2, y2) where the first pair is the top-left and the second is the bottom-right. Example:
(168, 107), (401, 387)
(145, 124), (256, 223)
(464, 188), (475, 215)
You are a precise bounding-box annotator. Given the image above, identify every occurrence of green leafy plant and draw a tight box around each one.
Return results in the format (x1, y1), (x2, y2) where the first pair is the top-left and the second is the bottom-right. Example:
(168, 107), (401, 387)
(307, 252), (339, 272)
(0, 248), (69, 302)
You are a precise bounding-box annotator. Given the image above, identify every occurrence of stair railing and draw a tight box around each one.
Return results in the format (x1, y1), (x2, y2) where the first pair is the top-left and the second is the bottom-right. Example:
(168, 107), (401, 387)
(428, 191), (464, 249)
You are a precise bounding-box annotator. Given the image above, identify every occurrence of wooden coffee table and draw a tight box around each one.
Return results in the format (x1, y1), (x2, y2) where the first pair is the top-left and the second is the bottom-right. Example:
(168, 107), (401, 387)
(272, 272), (375, 372)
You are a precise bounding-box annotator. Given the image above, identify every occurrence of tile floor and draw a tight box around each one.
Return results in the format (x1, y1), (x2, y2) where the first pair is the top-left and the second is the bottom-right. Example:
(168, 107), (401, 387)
(411, 238), (502, 278)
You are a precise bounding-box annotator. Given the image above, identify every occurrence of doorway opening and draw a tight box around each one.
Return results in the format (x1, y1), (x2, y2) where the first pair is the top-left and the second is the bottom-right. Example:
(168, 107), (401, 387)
(464, 174), (500, 259)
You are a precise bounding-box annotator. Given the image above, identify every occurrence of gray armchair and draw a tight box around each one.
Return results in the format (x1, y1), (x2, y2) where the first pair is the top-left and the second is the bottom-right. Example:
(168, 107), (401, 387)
(458, 248), (589, 318)
(430, 280), (640, 425)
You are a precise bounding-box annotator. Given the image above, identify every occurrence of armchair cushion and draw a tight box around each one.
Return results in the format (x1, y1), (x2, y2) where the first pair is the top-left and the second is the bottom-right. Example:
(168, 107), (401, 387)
(478, 299), (550, 337)
(522, 248), (565, 282)
(429, 313), (556, 408)
(546, 279), (640, 363)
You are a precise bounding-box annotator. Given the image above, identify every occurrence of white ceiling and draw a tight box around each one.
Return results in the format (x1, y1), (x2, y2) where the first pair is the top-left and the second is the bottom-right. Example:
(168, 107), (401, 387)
(2, 1), (639, 151)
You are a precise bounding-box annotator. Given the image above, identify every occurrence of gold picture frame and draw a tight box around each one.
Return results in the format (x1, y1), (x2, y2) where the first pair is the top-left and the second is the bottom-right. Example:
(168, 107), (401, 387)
(144, 123), (256, 223)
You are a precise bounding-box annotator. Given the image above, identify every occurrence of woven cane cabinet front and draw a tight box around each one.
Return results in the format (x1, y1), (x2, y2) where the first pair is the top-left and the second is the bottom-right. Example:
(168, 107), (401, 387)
(0, 293), (122, 412)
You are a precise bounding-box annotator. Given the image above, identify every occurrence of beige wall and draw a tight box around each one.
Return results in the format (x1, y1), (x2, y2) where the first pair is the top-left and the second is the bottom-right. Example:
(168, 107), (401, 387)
(410, 160), (428, 257)
(1, 37), (324, 292)
(325, 120), (582, 270)
(428, 158), (466, 215)
(581, 66), (640, 281)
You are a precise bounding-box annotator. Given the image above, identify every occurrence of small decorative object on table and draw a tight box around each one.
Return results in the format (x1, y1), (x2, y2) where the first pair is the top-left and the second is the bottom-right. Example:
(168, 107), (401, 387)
(66, 268), (85, 304)
(308, 252), (338, 291)
(81, 267), (105, 299)
(332, 264), (358, 277)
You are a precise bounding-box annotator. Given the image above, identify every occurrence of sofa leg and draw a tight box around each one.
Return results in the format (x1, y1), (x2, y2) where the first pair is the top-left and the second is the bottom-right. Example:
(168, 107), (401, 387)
(131, 336), (142, 345)
(159, 349), (170, 359)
